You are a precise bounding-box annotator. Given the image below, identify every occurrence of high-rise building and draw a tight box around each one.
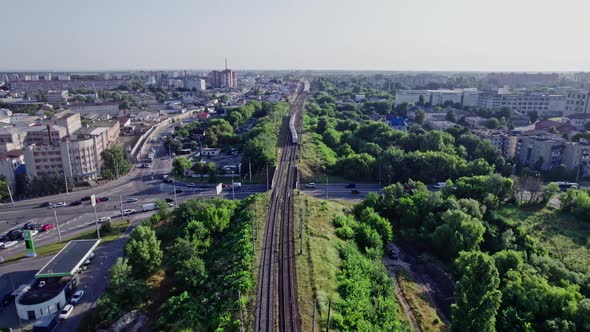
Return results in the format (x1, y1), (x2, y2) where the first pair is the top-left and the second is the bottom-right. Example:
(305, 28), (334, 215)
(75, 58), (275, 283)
(565, 91), (590, 114)
(207, 59), (237, 89)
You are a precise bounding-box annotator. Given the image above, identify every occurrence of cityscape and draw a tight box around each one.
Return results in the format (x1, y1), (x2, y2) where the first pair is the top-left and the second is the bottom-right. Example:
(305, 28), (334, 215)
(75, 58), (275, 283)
(2, 1), (590, 332)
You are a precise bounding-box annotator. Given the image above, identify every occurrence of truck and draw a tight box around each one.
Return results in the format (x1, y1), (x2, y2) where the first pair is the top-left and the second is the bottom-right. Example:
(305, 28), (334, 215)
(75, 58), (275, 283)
(142, 203), (156, 212)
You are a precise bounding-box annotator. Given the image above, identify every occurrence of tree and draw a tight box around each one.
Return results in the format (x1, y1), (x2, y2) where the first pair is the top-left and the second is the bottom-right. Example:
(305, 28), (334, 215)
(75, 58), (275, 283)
(0, 176), (8, 201)
(418, 95), (426, 106)
(172, 157), (192, 177)
(124, 225), (163, 277)
(528, 111), (539, 124)
(101, 146), (132, 179)
(446, 110), (457, 122)
(431, 209), (485, 259)
(414, 109), (426, 125)
(452, 251), (502, 332)
(484, 118), (500, 129)
(167, 237), (208, 290)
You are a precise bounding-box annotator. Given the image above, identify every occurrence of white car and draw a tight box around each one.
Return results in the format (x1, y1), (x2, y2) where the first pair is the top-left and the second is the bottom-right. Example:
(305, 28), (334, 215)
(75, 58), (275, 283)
(167, 202), (174, 208)
(305, 183), (316, 188)
(29, 230), (39, 237)
(59, 304), (74, 319)
(125, 198), (138, 203)
(0, 241), (18, 249)
(98, 217), (111, 223)
(122, 209), (136, 215)
(52, 202), (67, 208)
(70, 290), (84, 304)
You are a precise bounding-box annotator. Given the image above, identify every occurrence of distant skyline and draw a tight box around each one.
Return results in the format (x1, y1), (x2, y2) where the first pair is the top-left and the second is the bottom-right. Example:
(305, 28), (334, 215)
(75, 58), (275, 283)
(3, 0), (590, 72)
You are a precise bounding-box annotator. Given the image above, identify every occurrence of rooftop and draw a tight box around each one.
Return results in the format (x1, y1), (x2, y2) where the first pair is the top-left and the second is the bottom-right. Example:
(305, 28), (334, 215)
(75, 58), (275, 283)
(18, 276), (72, 305)
(36, 239), (100, 278)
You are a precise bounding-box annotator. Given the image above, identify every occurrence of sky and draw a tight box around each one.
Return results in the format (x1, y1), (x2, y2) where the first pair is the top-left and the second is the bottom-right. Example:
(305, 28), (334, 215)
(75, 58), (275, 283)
(2, 0), (590, 72)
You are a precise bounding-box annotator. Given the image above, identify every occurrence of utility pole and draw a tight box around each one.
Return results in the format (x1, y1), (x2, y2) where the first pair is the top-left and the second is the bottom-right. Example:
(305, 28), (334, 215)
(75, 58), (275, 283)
(6, 183), (14, 206)
(119, 194), (124, 217)
(63, 172), (69, 196)
(326, 299), (332, 332)
(249, 159), (252, 183)
(231, 172), (235, 200)
(92, 195), (100, 239)
(311, 298), (317, 332)
(172, 179), (178, 207)
(53, 209), (62, 242)
(266, 163), (269, 191)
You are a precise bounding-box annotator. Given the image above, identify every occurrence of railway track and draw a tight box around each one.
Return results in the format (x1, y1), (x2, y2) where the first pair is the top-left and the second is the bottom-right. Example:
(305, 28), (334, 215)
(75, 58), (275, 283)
(255, 83), (307, 332)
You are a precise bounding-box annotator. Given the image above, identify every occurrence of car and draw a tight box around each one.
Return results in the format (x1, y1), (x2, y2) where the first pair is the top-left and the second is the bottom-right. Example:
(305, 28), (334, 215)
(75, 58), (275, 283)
(70, 201), (82, 206)
(70, 290), (84, 304)
(59, 304), (74, 319)
(0, 241), (18, 249)
(186, 183), (197, 187)
(165, 198), (174, 203)
(39, 202), (52, 208)
(99, 197), (110, 202)
(0, 293), (14, 308)
(389, 249), (399, 260)
(23, 222), (38, 230)
(6, 229), (23, 241)
(98, 217), (111, 223)
(171, 189), (183, 194)
(41, 224), (56, 232)
(29, 230), (39, 237)
(305, 183), (316, 188)
(346, 183), (357, 188)
(122, 209), (136, 215)
(167, 202), (174, 208)
(125, 198), (138, 203)
(52, 202), (67, 208)
(351, 189), (360, 195)
(434, 182), (447, 190)
(80, 196), (91, 202)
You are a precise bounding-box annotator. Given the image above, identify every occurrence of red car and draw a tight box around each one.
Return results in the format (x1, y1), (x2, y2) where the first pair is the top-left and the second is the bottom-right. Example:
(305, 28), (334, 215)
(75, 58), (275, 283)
(41, 224), (56, 232)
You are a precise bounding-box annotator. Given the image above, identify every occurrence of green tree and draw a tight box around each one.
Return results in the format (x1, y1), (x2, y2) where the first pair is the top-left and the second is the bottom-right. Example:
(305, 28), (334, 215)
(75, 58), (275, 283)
(446, 110), (457, 122)
(452, 251), (502, 332)
(172, 157), (192, 177)
(101, 146), (132, 179)
(528, 111), (539, 124)
(414, 109), (426, 125)
(168, 237), (208, 290)
(124, 225), (163, 277)
(431, 209), (485, 259)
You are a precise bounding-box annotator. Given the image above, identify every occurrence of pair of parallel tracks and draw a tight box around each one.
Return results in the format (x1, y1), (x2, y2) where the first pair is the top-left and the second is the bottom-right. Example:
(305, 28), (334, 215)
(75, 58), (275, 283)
(255, 86), (306, 332)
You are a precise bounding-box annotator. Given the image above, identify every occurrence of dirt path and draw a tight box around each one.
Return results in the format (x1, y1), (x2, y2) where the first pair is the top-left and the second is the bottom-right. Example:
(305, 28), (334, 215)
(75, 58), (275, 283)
(385, 263), (421, 331)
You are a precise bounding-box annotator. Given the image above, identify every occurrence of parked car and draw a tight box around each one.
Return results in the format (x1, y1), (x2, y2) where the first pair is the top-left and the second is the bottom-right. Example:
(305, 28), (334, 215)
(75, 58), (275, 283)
(99, 197), (110, 202)
(70, 201), (82, 206)
(351, 189), (360, 195)
(0, 241), (19, 249)
(434, 182), (447, 190)
(305, 183), (316, 188)
(70, 290), (84, 304)
(165, 198), (174, 203)
(125, 198), (138, 203)
(52, 202), (67, 208)
(98, 217), (111, 223)
(41, 224), (56, 232)
(39, 202), (52, 208)
(346, 183), (357, 188)
(59, 304), (74, 319)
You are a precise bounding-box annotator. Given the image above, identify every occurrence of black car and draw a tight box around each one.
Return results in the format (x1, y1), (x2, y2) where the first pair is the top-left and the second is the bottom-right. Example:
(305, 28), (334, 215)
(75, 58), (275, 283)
(0, 293), (14, 308)
(80, 196), (91, 202)
(172, 189), (183, 194)
(70, 201), (82, 206)
(39, 202), (52, 208)
(165, 198), (174, 203)
(351, 189), (360, 195)
(99, 197), (110, 202)
(346, 183), (357, 188)
(7, 229), (23, 241)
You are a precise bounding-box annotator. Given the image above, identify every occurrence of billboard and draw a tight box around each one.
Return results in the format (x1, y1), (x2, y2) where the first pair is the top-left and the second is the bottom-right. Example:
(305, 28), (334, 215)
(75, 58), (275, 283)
(91, 194), (97, 207)
(23, 230), (36, 257)
(216, 183), (223, 196)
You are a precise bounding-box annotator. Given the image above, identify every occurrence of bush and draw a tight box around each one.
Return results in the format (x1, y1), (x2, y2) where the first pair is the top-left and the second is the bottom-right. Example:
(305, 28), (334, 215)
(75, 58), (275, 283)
(100, 220), (112, 233)
(336, 225), (354, 240)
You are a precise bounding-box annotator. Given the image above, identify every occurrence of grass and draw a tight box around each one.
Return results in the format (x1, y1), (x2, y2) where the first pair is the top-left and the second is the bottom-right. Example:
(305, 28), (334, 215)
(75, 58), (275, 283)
(294, 192), (353, 332)
(3, 220), (129, 264)
(497, 205), (590, 273)
(248, 192), (270, 331)
(396, 269), (449, 332)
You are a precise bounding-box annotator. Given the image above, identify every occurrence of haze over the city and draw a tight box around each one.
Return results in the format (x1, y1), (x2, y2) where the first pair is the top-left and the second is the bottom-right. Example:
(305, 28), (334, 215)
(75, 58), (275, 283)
(3, 0), (590, 71)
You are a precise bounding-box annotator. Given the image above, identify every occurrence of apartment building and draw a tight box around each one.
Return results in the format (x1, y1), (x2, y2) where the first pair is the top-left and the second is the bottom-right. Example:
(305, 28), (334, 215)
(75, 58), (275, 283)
(46, 90), (68, 105)
(183, 78), (206, 91)
(564, 113), (590, 131)
(485, 73), (559, 86)
(43, 111), (81, 136)
(516, 135), (590, 172)
(473, 130), (517, 159)
(0, 127), (27, 152)
(477, 93), (565, 116)
(564, 91), (590, 115)
(68, 102), (119, 118)
(394, 89), (478, 107)
(25, 125), (68, 146)
(208, 69), (237, 89)
(0, 150), (24, 192)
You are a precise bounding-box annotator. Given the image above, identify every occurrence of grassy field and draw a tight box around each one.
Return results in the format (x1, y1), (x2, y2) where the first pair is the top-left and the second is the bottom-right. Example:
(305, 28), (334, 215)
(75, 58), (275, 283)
(294, 192), (353, 332)
(498, 205), (590, 273)
(396, 269), (449, 332)
(4, 220), (129, 263)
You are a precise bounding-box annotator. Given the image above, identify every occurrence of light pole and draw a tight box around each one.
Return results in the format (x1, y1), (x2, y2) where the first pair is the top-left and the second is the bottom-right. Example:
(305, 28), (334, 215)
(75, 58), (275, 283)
(231, 171), (235, 200)
(6, 182), (14, 205)
(52, 208), (63, 242)
(92, 195), (100, 239)
(172, 179), (178, 207)
(325, 173), (329, 199)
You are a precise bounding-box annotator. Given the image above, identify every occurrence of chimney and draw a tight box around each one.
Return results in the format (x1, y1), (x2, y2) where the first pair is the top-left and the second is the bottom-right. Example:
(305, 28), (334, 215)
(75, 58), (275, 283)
(47, 125), (52, 144)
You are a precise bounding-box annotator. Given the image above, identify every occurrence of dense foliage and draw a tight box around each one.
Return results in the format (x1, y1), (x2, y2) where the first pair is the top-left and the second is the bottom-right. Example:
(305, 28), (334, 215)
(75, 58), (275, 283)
(100, 146), (132, 179)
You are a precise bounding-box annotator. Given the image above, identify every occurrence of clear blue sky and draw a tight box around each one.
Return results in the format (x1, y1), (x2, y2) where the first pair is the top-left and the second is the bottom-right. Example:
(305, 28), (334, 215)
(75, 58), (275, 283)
(2, 0), (590, 71)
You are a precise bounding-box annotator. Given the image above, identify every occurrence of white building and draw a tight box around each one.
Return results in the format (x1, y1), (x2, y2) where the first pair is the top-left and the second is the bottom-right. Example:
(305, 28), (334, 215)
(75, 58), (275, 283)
(477, 92), (566, 116)
(68, 102), (119, 117)
(183, 78), (206, 91)
(395, 89), (478, 107)
(564, 113), (590, 131)
(565, 91), (590, 115)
